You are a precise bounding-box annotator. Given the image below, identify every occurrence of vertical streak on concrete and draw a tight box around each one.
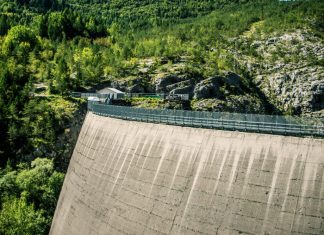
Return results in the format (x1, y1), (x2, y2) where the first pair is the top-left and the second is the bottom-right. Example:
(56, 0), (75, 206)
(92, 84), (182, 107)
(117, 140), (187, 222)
(50, 113), (324, 235)
(290, 138), (311, 233)
(261, 141), (284, 234)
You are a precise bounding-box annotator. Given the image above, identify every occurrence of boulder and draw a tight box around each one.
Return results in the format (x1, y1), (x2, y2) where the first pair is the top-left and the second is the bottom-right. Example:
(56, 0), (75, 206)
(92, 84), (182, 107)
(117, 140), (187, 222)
(128, 84), (145, 93)
(170, 85), (194, 97)
(111, 80), (128, 91)
(193, 77), (224, 99)
(112, 77), (155, 93)
(223, 72), (242, 88)
(155, 75), (182, 93)
(311, 81), (324, 111)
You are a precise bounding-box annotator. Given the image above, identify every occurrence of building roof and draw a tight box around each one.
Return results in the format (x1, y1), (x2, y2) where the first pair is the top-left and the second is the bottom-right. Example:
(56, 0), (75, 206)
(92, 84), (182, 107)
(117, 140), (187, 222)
(87, 97), (100, 101)
(97, 87), (124, 94)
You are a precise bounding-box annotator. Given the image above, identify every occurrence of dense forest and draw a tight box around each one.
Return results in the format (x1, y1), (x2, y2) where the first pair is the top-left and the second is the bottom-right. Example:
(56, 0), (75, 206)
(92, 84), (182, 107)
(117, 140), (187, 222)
(0, 0), (323, 233)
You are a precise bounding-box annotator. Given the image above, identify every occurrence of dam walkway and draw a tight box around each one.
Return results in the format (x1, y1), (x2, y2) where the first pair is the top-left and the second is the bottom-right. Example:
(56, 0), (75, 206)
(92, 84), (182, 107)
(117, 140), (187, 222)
(88, 102), (324, 137)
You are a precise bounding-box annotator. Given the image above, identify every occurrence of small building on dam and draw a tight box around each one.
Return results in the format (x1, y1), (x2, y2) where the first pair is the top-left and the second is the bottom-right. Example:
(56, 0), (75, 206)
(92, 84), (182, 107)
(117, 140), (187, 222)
(97, 87), (125, 100)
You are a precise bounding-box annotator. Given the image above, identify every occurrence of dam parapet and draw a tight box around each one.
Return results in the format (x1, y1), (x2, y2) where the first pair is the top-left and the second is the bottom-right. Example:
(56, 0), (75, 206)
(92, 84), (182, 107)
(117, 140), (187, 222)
(88, 101), (324, 137)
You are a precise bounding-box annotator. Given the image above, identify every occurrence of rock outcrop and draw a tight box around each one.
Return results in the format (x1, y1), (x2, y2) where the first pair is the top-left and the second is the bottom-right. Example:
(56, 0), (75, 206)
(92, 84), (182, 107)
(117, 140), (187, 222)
(238, 30), (324, 115)
(193, 77), (223, 99)
(107, 31), (323, 116)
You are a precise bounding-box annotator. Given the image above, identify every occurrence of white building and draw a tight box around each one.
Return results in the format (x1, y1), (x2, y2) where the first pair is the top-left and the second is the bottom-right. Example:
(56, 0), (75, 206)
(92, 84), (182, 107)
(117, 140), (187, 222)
(87, 96), (100, 102)
(97, 87), (124, 99)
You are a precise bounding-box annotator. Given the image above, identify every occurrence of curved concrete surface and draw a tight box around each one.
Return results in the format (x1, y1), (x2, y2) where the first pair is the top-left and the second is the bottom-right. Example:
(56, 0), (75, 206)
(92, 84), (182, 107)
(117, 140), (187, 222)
(50, 112), (324, 235)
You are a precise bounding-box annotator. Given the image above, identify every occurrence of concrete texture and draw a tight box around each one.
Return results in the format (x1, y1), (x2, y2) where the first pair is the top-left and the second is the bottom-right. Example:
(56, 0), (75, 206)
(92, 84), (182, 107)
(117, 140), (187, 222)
(50, 112), (324, 235)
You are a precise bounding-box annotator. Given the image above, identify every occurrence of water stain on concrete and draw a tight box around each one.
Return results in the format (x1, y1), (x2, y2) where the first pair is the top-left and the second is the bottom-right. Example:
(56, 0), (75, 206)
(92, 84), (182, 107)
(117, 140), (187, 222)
(50, 113), (324, 235)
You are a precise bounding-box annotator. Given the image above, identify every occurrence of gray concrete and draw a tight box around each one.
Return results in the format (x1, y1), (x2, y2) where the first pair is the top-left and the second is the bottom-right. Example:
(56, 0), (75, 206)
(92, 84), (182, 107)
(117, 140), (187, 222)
(50, 113), (324, 235)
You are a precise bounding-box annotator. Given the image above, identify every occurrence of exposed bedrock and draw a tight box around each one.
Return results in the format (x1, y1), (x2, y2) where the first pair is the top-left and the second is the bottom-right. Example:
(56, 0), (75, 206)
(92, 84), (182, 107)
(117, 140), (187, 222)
(51, 113), (324, 235)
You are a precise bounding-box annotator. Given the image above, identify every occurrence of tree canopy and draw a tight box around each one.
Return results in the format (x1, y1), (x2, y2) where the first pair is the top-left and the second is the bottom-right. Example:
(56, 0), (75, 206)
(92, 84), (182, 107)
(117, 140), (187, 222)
(2, 25), (38, 56)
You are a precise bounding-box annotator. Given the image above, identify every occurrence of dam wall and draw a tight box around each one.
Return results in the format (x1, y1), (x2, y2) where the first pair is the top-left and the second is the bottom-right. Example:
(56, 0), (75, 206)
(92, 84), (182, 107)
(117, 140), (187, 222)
(50, 112), (324, 235)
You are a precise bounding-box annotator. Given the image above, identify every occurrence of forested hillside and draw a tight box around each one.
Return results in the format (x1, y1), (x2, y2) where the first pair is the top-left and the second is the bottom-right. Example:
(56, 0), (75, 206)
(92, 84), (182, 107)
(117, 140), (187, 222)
(0, 0), (323, 234)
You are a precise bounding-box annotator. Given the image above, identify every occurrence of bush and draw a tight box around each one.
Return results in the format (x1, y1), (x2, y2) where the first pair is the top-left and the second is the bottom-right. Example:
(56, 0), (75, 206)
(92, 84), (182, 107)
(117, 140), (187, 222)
(0, 197), (47, 235)
(2, 26), (38, 56)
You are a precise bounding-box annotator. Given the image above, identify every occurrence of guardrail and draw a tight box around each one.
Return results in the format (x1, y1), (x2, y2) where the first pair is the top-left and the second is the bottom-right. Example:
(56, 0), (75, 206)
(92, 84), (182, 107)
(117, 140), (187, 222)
(71, 92), (109, 99)
(88, 102), (324, 137)
(124, 93), (164, 99)
(71, 92), (189, 101)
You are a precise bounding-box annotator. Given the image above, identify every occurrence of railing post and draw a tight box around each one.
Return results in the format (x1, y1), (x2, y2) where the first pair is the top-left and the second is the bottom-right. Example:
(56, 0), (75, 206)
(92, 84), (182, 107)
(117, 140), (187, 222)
(174, 111), (176, 125)
(182, 112), (184, 126)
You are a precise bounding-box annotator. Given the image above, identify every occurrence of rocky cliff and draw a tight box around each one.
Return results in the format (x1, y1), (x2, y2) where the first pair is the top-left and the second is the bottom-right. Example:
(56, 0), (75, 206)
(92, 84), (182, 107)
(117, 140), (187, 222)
(110, 29), (323, 117)
(238, 30), (324, 115)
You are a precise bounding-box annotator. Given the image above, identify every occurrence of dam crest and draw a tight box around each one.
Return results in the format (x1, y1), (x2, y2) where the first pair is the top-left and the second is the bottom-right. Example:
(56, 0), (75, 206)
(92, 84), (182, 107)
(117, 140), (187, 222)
(51, 112), (324, 235)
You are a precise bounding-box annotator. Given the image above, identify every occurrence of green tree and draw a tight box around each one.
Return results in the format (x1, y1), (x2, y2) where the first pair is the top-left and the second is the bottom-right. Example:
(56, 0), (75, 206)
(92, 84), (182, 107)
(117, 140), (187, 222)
(0, 169), (18, 201)
(85, 17), (96, 37)
(53, 58), (71, 94)
(16, 158), (64, 217)
(0, 197), (47, 235)
(0, 14), (9, 36)
(37, 15), (48, 37)
(47, 12), (65, 40)
(2, 25), (38, 56)
(0, 61), (31, 164)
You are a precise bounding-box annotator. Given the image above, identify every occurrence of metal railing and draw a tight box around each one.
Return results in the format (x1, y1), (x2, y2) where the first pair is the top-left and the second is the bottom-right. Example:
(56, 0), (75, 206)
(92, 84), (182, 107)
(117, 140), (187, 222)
(87, 102), (324, 137)
(124, 93), (164, 98)
(71, 92), (109, 99)
(72, 92), (189, 101)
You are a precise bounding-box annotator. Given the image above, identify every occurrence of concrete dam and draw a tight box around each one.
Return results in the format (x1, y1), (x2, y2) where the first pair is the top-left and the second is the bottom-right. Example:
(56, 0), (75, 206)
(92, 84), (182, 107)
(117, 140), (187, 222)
(50, 112), (324, 235)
